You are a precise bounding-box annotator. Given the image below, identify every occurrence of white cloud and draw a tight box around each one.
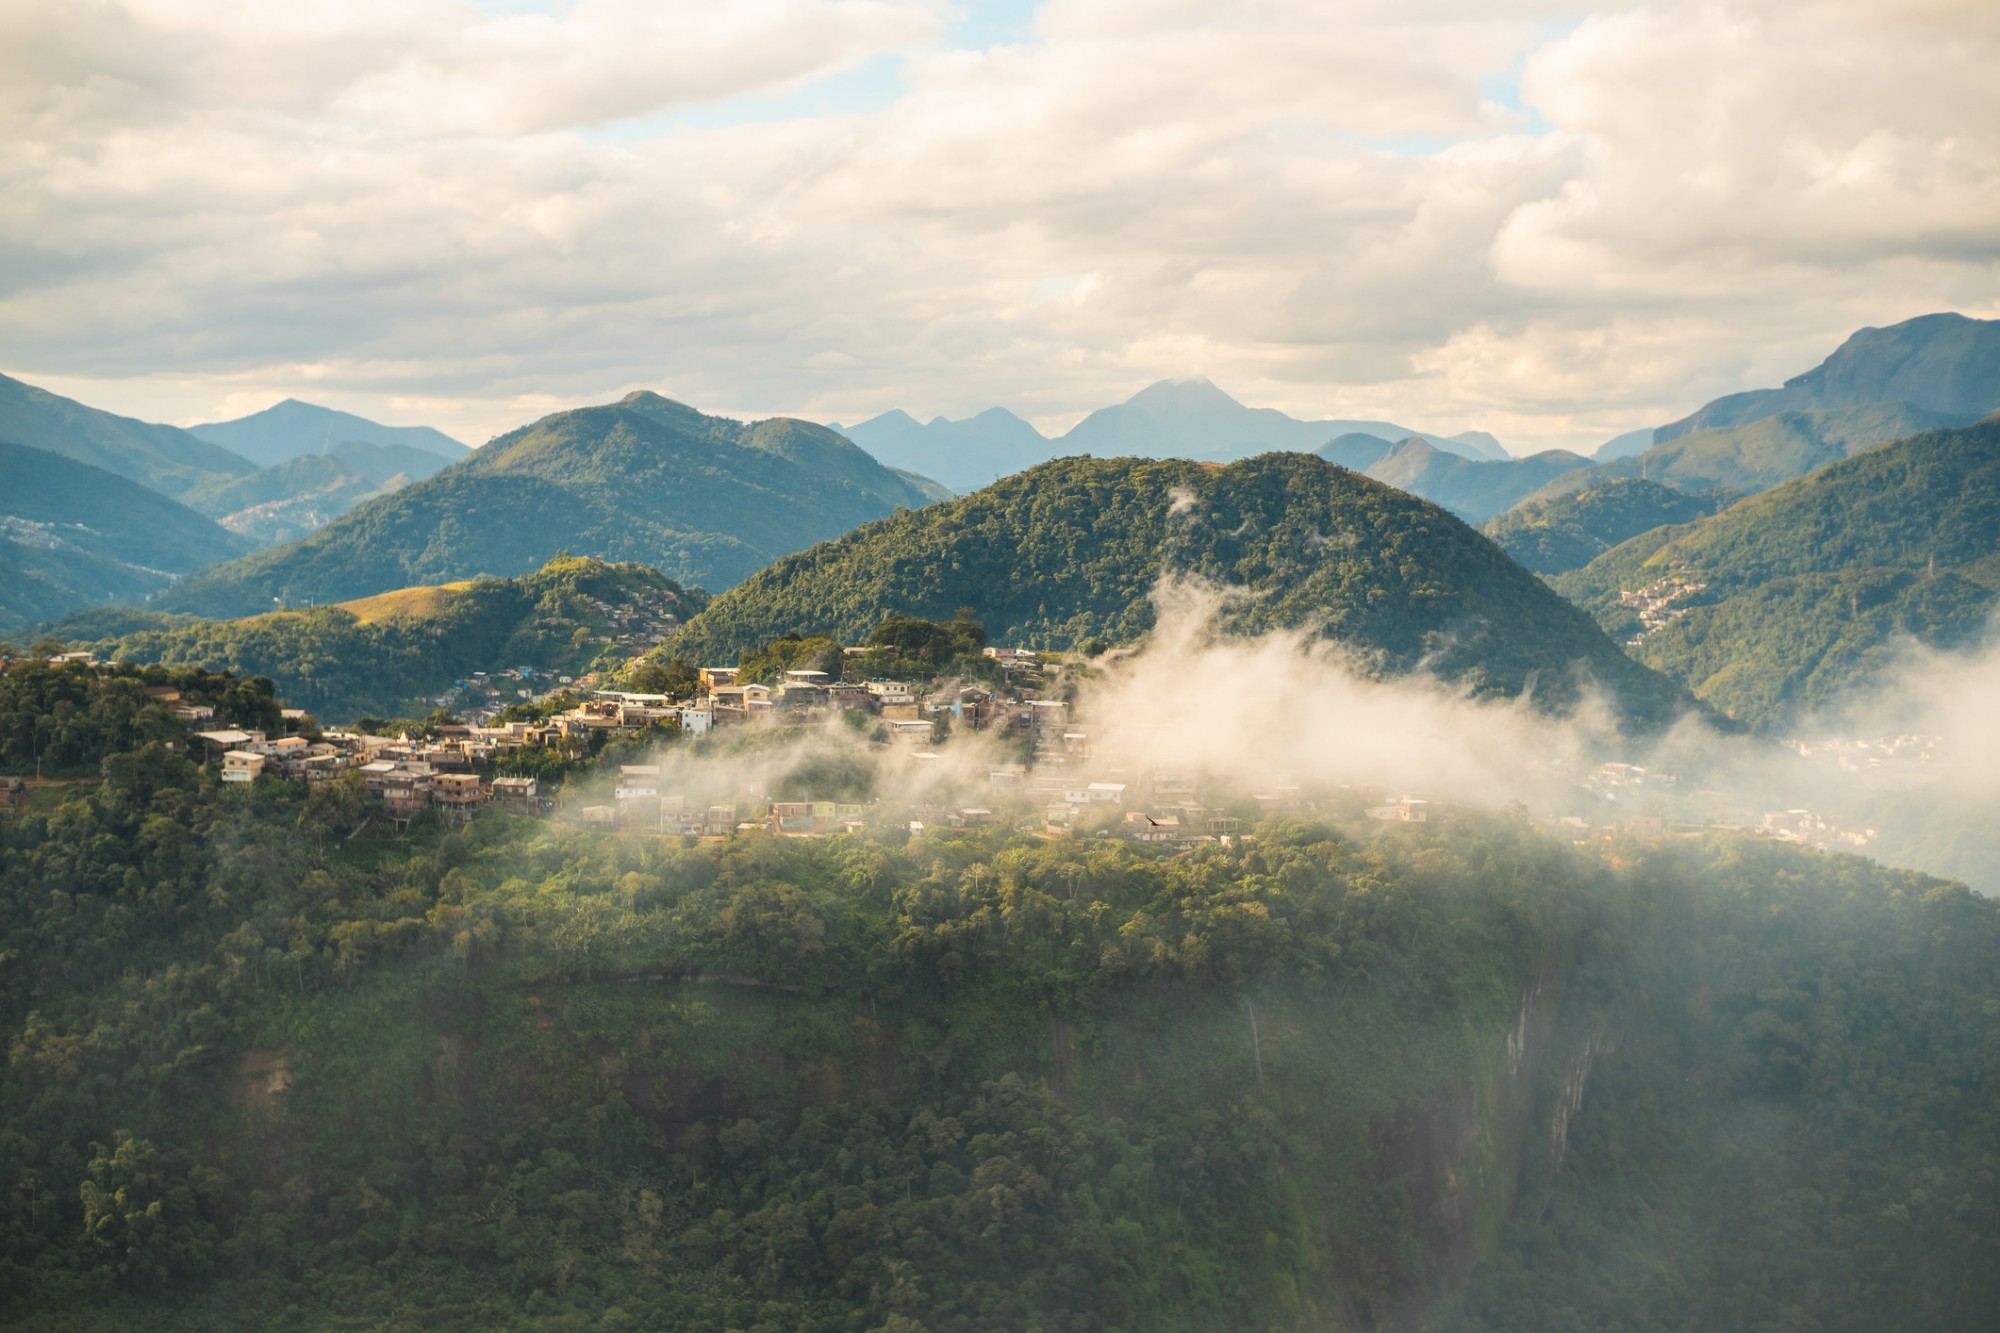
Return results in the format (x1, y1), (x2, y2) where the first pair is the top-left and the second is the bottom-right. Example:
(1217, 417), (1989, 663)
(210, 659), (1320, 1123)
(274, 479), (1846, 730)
(0, 0), (1995, 451)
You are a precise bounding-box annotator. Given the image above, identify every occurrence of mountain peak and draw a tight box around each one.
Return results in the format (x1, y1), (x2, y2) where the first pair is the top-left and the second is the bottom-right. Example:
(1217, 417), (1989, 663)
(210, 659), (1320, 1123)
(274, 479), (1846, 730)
(191, 397), (468, 468)
(619, 389), (675, 408)
(967, 406), (1033, 427)
(1660, 310), (2000, 443)
(1126, 376), (1243, 412)
(854, 408), (920, 430)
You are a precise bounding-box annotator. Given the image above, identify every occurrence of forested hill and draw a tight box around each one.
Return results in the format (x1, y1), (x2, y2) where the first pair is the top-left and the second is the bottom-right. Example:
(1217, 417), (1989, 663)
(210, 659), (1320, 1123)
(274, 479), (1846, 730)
(1484, 477), (1726, 575)
(0, 442), (249, 633)
(154, 393), (944, 618)
(75, 555), (702, 719)
(1617, 400), (1973, 496)
(1, 665), (1997, 1329)
(1556, 418), (2000, 726)
(670, 452), (1692, 723)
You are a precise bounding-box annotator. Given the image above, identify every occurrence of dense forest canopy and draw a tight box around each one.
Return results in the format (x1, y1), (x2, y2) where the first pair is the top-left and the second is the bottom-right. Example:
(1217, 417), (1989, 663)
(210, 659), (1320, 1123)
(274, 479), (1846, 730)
(0, 665), (1996, 1329)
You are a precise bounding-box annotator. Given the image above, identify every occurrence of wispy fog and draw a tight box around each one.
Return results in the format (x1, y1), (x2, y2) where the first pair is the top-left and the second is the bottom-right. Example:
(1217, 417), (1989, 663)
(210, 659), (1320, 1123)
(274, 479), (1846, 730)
(605, 582), (2000, 893)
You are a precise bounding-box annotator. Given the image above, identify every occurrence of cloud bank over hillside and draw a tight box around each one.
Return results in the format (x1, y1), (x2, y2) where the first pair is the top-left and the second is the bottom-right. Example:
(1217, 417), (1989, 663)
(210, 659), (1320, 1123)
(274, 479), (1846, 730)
(3, 0), (1997, 448)
(604, 580), (2000, 893)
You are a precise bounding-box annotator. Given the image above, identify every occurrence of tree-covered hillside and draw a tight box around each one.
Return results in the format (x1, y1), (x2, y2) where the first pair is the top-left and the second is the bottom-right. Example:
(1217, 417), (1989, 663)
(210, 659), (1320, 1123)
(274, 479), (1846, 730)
(157, 393), (944, 618)
(0, 671), (1996, 1329)
(671, 453), (1691, 723)
(1626, 400), (1972, 495)
(1556, 419), (2000, 726)
(1483, 477), (1725, 575)
(0, 442), (249, 633)
(80, 556), (703, 719)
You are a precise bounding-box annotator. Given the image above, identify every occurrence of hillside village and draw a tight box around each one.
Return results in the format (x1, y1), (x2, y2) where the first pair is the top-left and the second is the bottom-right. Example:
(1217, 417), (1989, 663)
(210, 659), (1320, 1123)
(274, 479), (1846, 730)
(1, 637), (1885, 857)
(1617, 574), (1708, 646)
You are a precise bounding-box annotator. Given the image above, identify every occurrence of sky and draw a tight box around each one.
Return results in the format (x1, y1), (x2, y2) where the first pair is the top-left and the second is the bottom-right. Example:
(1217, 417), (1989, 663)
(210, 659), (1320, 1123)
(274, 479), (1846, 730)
(2, 0), (1997, 453)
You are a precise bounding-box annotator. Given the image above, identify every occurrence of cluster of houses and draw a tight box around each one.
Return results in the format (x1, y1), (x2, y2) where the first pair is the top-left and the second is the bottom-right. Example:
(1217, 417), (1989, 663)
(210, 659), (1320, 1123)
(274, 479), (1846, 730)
(665, 655), (1046, 741)
(191, 719), (553, 823)
(433, 666), (579, 720)
(1616, 575), (1708, 646)
(166, 644), (1069, 828)
(0, 648), (1907, 860)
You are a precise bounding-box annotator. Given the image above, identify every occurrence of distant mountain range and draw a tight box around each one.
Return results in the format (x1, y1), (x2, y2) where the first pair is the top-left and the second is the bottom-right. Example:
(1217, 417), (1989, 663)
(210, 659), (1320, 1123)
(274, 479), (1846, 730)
(0, 371), (255, 500)
(1556, 418), (2000, 727)
(829, 408), (1052, 493)
(0, 441), (249, 632)
(1484, 477), (1726, 575)
(155, 391), (945, 618)
(1656, 312), (2000, 443)
(668, 452), (1692, 725)
(1576, 312), (2000, 477)
(831, 376), (1508, 492)
(179, 438), (470, 546)
(1321, 435), (1594, 524)
(179, 454), (407, 547)
(1613, 401), (1974, 497)
(188, 398), (468, 469)
(174, 400), (474, 543)
(0, 378), (468, 509)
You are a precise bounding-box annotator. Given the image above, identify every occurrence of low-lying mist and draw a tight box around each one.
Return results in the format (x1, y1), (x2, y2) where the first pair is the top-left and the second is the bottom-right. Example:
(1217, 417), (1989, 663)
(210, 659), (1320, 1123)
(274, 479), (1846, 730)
(600, 580), (2000, 894)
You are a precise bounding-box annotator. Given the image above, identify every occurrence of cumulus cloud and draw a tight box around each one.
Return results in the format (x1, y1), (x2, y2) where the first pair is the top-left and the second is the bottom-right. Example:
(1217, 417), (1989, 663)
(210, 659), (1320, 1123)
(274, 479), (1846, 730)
(1, 0), (1996, 449)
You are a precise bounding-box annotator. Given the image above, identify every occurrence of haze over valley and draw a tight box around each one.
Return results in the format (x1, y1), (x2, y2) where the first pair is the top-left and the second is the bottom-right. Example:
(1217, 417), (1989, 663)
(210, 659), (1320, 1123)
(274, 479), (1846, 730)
(3, 3), (1998, 1330)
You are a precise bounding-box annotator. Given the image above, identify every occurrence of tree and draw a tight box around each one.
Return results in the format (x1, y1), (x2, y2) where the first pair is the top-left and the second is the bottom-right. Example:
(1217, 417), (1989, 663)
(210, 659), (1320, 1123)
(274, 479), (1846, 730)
(79, 1133), (218, 1286)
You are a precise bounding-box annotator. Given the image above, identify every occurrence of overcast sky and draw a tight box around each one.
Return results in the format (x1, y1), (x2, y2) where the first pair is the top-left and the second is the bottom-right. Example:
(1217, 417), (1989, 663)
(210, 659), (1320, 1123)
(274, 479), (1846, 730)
(3, 0), (1997, 453)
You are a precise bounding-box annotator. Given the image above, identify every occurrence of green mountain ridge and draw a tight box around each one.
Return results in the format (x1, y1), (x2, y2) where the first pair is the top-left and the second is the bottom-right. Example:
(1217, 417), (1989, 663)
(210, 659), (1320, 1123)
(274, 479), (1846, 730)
(1495, 314), (2000, 555)
(1658, 311), (2000, 442)
(74, 555), (704, 719)
(1556, 418), (2000, 726)
(154, 392), (945, 618)
(1483, 477), (1727, 575)
(1625, 400), (1974, 495)
(0, 372), (256, 499)
(0, 442), (249, 633)
(669, 452), (1693, 724)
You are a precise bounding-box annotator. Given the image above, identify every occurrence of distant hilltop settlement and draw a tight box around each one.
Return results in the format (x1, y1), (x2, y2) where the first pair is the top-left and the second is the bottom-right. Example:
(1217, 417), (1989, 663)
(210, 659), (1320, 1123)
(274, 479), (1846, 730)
(3, 646), (1890, 855)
